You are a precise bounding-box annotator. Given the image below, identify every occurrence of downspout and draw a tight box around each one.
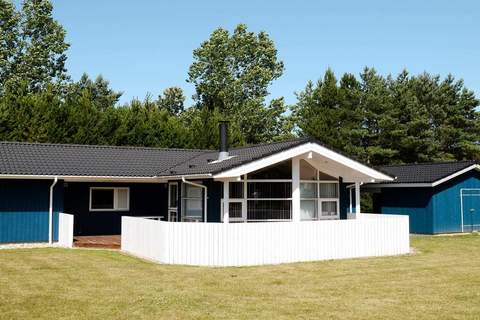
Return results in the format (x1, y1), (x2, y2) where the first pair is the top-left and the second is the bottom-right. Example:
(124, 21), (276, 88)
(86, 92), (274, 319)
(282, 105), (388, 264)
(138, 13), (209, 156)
(182, 177), (208, 223)
(49, 176), (58, 244)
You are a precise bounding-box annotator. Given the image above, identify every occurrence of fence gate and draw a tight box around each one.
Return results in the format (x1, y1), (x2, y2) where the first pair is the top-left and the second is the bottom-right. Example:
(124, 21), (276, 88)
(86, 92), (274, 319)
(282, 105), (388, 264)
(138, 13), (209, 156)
(461, 189), (480, 232)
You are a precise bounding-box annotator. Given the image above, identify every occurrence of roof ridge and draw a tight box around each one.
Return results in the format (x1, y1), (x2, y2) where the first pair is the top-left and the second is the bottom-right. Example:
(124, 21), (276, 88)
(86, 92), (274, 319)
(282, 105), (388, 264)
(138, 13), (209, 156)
(230, 137), (309, 151)
(156, 150), (216, 176)
(157, 137), (314, 176)
(0, 140), (212, 153)
(380, 160), (477, 168)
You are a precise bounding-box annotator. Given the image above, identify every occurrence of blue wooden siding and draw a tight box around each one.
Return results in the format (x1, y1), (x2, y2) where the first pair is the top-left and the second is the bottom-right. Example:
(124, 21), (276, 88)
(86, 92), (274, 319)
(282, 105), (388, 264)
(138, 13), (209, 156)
(377, 187), (434, 234)
(64, 182), (168, 235)
(374, 170), (480, 234)
(204, 179), (222, 222)
(339, 182), (352, 219)
(0, 179), (63, 243)
(432, 171), (480, 233)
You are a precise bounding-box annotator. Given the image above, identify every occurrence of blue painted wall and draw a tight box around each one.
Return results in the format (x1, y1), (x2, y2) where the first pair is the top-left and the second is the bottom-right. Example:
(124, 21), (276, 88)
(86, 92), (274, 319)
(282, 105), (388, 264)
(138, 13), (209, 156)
(374, 170), (480, 234)
(339, 181), (353, 219)
(0, 179), (63, 243)
(432, 170), (480, 233)
(376, 187), (434, 234)
(204, 179), (222, 222)
(64, 182), (168, 235)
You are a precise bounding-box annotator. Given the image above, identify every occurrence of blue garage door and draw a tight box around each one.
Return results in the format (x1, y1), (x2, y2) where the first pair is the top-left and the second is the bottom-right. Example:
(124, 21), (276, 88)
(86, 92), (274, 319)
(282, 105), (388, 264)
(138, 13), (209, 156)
(461, 189), (480, 232)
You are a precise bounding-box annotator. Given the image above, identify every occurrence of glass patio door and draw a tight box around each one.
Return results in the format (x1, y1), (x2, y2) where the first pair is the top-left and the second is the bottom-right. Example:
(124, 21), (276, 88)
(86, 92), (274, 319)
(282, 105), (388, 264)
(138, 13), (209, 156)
(168, 182), (178, 221)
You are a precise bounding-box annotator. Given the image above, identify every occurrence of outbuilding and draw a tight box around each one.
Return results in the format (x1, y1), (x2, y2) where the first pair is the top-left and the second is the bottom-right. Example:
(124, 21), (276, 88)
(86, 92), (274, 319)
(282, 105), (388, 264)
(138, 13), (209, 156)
(367, 161), (480, 234)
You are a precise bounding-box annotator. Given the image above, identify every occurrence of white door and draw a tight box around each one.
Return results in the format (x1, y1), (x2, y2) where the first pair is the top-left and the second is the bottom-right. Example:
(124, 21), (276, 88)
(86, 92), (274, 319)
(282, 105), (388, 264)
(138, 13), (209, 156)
(168, 182), (178, 221)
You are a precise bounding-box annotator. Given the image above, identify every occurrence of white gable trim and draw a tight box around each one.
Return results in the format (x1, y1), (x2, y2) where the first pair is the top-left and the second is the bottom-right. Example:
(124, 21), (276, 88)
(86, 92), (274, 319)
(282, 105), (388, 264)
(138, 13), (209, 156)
(431, 164), (480, 187)
(213, 142), (393, 181)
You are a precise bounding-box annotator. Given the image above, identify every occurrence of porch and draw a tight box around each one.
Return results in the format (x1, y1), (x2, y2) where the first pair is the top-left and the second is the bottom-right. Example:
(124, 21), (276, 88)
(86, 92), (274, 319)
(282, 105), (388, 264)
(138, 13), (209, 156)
(73, 235), (121, 249)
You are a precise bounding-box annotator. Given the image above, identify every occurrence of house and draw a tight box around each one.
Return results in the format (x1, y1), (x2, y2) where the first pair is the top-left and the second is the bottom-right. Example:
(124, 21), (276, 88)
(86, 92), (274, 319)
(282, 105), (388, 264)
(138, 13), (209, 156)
(366, 161), (480, 234)
(0, 123), (395, 244)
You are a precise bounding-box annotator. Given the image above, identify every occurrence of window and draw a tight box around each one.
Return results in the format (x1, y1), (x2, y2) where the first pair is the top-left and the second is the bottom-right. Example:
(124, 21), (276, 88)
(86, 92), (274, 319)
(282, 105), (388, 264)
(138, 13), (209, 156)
(229, 202), (242, 218)
(247, 182), (291, 199)
(300, 182), (317, 198)
(301, 200), (317, 220)
(248, 160), (292, 179)
(300, 174), (339, 221)
(229, 182), (244, 199)
(182, 184), (203, 222)
(319, 183), (338, 198)
(321, 201), (338, 217)
(300, 160), (317, 180)
(90, 187), (129, 211)
(169, 183), (178, 208)
(247, 200), (291, 221)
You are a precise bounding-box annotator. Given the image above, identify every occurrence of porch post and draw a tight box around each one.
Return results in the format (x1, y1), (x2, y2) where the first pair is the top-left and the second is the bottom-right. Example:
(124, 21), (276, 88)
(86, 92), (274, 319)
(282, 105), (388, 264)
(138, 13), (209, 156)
(223, 180), (229, 223)
(292, 157), (301, 221)
(349, 187), (353, 214)
(355, 182), (361, 218)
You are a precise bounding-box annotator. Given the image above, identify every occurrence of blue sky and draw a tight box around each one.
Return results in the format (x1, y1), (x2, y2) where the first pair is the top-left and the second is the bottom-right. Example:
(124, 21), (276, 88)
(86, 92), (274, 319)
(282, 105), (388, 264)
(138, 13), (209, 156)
(44, 0), (479, 105)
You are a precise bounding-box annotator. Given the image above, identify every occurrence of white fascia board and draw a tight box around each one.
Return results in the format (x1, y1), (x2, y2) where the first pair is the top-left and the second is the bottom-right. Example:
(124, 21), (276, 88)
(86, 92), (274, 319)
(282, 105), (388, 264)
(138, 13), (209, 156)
(0, 173), (213, 183)
(308, 143), (393, 181)
(213, 142), (394, 181)
(431, 164), (480, 187)
(213, 144), (310, 179)
(0, 174), (164, 183)
(159, 174), (212, 180)
(364, 183), (433, 188)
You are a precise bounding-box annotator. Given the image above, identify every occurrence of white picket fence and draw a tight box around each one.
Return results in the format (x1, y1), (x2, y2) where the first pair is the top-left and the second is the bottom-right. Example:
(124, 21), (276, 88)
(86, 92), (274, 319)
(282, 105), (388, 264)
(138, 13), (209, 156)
(58, 213), (74, 248)
(121, 214), (410, 267)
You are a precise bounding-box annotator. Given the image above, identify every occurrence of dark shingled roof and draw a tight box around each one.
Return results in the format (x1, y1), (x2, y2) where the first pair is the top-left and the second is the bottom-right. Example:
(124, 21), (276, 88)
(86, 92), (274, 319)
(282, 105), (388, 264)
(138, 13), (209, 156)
(0, 138), (311, 177)
(165, 138), (310, 176)
(0, 141), (205, 177)
(378, 160), (479, 184)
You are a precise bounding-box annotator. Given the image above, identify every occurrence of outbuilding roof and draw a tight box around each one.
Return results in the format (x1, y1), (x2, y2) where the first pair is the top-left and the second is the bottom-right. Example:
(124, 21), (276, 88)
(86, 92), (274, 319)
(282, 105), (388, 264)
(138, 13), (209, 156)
(376, 160), (479, 185)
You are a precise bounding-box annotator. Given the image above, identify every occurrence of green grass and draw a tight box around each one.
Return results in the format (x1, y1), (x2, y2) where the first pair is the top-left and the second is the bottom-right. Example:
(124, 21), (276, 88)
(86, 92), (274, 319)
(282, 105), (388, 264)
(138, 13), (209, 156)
(1, 235), (480, 319)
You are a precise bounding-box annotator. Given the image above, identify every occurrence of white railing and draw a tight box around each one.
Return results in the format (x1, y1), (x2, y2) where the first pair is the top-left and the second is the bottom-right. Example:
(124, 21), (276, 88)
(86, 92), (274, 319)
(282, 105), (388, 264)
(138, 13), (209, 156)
(58, 213), (74, 248)
(121, 214), (410, 267)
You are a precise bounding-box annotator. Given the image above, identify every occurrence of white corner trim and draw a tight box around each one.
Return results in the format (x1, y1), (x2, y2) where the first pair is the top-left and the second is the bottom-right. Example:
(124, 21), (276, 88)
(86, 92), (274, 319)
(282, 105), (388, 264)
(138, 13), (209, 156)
(431, 164), (480, 187)
(213, 142), (393, 181)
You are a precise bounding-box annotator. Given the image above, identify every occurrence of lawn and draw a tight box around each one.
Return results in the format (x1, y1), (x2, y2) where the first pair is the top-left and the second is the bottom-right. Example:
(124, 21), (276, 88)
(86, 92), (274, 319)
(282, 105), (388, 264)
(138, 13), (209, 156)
(1, 235), (480, 320)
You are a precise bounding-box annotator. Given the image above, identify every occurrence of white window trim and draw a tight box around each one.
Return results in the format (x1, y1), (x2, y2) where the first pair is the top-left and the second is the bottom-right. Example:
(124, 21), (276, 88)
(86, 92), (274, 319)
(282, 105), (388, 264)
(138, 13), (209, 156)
(89, 187), (130, 212)
(182, 182), (204, 222)
(168, 182), (178, 222)
(300, 176), (340, 220)
(222, 172), (341, 222)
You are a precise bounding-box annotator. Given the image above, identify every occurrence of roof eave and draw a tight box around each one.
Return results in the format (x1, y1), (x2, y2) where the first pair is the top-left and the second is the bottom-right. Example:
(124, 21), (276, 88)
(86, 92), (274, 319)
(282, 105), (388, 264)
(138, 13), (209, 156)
(213, 141), (394, 181)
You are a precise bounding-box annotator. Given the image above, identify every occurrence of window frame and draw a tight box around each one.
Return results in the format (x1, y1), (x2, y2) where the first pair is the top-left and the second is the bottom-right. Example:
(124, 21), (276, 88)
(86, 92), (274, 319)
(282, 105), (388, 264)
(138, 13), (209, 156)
(89, 187), (130, 212)
(182, 182), (204, 222)
(300, 180), (340, 220)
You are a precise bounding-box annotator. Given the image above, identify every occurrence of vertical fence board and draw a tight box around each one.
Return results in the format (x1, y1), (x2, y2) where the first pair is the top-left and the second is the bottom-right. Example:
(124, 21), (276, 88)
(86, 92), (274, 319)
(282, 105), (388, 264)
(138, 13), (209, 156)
(58, 213), (74, 248)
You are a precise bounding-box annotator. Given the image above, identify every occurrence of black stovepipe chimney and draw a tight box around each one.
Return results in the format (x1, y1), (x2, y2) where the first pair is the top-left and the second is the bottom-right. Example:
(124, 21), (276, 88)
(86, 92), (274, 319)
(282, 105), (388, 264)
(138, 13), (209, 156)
(218, 121), (229, 161)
